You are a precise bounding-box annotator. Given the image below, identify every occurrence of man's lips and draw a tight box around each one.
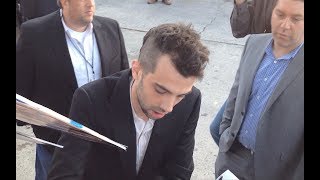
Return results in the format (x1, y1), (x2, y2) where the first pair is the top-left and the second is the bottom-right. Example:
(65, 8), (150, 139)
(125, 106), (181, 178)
(278, 33), (288, 38)
(151, 110), (166, 118)
(85, 10), (94, 15)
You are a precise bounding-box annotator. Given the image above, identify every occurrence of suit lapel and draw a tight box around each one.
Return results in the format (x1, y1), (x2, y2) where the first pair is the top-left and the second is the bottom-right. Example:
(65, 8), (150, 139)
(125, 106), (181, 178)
(263, 45), (304, 112)
(93, 19), (117, 77)
(242, 37), (272, 110)
(49, 11), (78, 92)
(108, 70), (136, 178)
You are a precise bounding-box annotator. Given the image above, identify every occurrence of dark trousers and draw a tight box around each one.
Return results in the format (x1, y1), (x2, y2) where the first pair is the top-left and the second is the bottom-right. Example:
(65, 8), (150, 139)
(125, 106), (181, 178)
(35, 144), (53, 180)
(215, 140), (255, 180)
(210, 101), (226, 145)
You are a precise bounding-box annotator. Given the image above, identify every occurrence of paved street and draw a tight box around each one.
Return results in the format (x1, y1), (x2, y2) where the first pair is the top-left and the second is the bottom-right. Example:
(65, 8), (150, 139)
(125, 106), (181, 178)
(16, 0), (248, 179)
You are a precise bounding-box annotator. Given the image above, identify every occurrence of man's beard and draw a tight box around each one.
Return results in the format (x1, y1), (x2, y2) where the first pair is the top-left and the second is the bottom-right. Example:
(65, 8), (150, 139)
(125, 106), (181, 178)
(136, 79), (152, 119)
(136, 78), (164, 120)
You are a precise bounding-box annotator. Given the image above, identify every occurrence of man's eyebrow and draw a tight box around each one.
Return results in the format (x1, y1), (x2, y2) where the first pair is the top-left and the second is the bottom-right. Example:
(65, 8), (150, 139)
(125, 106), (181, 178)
(274, 9), (284, 14)
(155, 83), (192, 96)
(292, 14), (304, 18)
(275, 9), (303, 18)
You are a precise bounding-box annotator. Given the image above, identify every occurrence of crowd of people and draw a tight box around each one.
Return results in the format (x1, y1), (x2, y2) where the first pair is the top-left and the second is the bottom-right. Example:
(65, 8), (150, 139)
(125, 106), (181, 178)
(16, 0), (304, 179)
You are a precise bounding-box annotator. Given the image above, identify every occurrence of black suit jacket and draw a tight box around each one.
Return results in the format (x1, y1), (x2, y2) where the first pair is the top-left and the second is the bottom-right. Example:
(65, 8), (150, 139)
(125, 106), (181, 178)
(48, 69), (201, 180)
(16, 10), (129, 153)
(19, 0), (59, 21)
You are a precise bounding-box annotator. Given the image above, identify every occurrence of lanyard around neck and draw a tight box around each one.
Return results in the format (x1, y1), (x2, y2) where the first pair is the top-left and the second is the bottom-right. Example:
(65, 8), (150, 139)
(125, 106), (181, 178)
(65, 31), (96, 82)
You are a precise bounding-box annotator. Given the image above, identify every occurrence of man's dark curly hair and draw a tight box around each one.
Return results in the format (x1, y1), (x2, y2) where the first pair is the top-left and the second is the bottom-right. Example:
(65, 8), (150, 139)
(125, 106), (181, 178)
(138, 23), (210, 80)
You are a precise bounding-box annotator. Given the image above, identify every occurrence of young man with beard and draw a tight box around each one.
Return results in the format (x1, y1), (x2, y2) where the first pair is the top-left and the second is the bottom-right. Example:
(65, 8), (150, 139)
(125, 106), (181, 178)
(48, 23), (210, 180)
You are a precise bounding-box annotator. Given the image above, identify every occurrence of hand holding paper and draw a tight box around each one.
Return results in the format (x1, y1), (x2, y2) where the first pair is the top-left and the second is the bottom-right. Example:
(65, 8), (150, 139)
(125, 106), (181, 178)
(16, 93), (127, 151)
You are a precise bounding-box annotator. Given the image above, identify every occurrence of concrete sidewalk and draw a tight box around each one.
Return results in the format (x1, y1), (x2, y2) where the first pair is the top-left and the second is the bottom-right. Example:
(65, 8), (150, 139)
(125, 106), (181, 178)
(16, 0), (248, 179)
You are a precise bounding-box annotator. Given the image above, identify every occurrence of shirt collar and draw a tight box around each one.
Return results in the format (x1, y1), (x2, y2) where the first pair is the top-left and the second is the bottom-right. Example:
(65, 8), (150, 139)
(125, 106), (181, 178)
(266, 39), (304, 61)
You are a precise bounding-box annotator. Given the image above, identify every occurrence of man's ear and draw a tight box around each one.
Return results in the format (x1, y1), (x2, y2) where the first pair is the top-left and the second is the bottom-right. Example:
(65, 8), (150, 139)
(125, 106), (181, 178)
(60, 0), (68, 8)
(131, 60), (141, 80)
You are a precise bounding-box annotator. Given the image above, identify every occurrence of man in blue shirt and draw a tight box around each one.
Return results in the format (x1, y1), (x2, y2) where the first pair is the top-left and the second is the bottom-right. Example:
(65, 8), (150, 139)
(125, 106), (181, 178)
(215, 0), (304, 179)
(210, 0), (278, 146)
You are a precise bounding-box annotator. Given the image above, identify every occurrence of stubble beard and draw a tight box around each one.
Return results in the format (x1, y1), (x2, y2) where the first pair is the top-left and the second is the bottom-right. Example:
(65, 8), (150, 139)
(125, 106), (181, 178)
(136, 78), (152, 119)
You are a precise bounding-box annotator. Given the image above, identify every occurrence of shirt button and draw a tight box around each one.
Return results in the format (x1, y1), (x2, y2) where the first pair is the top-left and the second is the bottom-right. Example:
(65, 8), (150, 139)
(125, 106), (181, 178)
(264, 78), (268, 81)
(274, 60), (277, 63)
(257, 96), (260, 100)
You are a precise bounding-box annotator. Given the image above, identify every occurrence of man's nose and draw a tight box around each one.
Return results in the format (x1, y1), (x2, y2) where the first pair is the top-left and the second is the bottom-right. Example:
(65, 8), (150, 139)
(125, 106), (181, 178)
(87, 0), (95, 6)
(159, 96), (176, 113)
(280, 18), (292, 29)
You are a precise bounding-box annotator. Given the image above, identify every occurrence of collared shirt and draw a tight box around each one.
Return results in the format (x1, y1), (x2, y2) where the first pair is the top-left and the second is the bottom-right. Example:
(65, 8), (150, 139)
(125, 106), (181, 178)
(60, 9), (101, 87)
(129, 80), (155, 173)
(238, 40), (304, 151)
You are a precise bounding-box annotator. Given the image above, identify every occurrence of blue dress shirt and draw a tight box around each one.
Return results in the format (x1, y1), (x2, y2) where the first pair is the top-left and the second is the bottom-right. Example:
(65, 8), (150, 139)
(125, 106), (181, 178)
(238, 40), (303, 151)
